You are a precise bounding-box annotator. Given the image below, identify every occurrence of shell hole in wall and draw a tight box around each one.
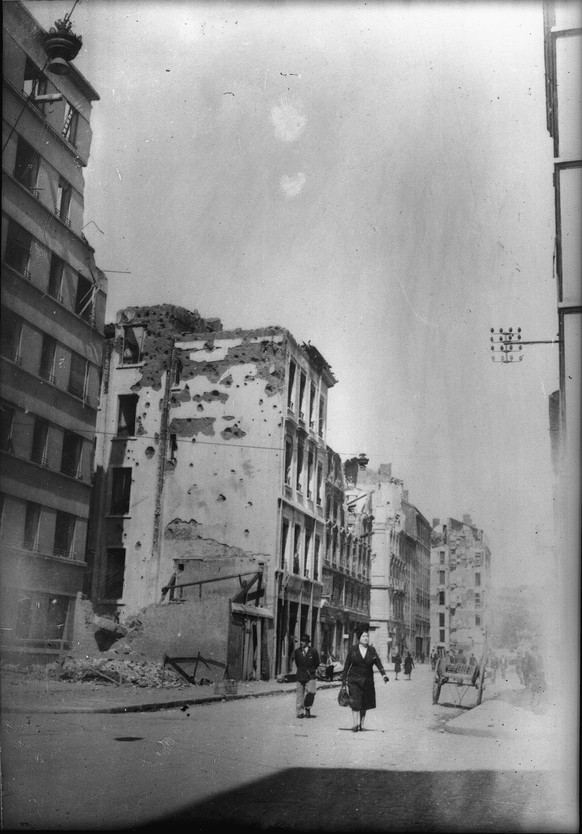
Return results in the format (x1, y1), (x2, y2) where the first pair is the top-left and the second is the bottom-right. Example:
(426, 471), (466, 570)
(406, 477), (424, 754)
(217, 494), (226, 502)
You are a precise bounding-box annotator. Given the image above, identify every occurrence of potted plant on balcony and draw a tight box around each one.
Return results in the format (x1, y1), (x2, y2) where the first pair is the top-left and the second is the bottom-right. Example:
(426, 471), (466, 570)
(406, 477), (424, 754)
(44, 18), (82, 75)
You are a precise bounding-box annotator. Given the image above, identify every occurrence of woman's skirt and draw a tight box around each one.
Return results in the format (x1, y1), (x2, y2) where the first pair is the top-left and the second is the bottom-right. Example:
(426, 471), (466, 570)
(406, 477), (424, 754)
(347, 675), (377, 711)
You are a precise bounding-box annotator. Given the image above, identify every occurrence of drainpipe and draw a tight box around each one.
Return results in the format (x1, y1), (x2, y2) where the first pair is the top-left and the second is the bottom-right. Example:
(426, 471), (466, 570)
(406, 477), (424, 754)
(152, 352), (175, 592)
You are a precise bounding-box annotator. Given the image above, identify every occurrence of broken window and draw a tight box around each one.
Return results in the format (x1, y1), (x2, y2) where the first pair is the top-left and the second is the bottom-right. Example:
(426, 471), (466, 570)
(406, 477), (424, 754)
(287, 360), (296, 409)
(318, 395), (325, 437)
(313, 535), (320, 581)
(438, 590), (445, 606)
(46, 596), (69, 640)
(475, 615), (481, 627)
(121, 326), (146, 365)
(23, 501), (42, 551)
(110, 468), (132, 515)
(306, 449), (314, 498)
(304, 528), (312, 577)
(439, 629), (445, 643)
(0, 404), (15, 452)
(280, 519), (290, 569)
(31, 417), (49, 467)
(68, 352), (88, 400)
(116, 395), (138, 436)
(39, 334), (57, 383)
(48, 254), (65, 303)
(293, 524), (302, 574)
(55, 177), (72, 226)
(61, 431), (83, 478)
(284, 438), (293, 486)
(296, 443), (304, 492)
(298, 372), (306, 420)
(75, 273), (94, 322)
(439, 612), (445, 627)
(475, 593), (481, 608)
(438, 570), (445, 585)
(439, 550), (445, 565)
(309, 383), (316, 428)
(168, 433), (178, 463)
(23, 58), (49, 114)
(316, 462), (323, 506)
(104, 548), (126, 599)
(14, 136), (40, 194)
(62, 101), (79, 146)
(4, 220), (32, 278)
(475, 572), (481, 587)
(53, 510), (76, 558)
(0, 310), (23, 364)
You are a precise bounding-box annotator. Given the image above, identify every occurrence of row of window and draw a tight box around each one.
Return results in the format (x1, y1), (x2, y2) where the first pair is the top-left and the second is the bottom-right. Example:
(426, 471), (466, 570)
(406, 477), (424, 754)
(284, 435), (324, 501)
(0, 402), (91, 481)
(287, 359), (326, 436)
(1, 307), (99, 406)
(436, 569), (482, 587)
(324, 527), (370, 577)
(0, 494), (83, 561)
(280, 518), (320, 580)
(4, 218), (97, 324)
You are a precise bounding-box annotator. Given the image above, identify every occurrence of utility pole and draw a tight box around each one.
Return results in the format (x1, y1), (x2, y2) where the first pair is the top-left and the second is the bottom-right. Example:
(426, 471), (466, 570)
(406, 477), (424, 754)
(490, 327), (560, 363)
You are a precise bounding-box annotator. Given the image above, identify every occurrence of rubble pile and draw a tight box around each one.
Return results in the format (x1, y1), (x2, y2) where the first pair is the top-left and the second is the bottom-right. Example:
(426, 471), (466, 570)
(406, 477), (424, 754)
(57, 655), (186, 687)
(2, 651), (193, 688)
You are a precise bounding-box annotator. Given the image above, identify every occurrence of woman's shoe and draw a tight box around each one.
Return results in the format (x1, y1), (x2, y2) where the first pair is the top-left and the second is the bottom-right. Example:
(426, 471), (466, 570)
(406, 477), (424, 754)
(351, 726), (359, 732)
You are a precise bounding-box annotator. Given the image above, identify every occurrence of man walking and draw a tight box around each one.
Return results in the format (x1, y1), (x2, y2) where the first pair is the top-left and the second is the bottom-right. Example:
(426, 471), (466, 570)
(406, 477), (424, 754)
(294, 633), (320, 718)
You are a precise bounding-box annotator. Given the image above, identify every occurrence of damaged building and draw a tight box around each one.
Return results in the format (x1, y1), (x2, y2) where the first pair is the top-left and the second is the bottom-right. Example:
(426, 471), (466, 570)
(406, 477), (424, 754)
(430, 516), (492, 659)
(86, 305), (369, 680)
(1, 2), (107, 663)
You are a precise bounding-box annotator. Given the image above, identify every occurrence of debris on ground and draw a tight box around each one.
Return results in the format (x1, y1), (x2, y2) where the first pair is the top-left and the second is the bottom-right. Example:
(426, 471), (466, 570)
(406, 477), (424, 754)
(0, 648), (215, 689)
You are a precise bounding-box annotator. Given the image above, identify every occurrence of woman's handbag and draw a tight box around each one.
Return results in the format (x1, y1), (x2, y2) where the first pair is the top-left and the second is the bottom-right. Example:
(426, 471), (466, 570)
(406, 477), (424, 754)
(337, 663), (353, 707)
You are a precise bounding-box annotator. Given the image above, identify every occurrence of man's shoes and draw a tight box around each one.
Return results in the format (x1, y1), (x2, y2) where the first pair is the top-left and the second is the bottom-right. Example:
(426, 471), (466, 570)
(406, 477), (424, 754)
(305, 709), (311, 718)
(297, 714), (305, 719)
(351, 726), (359, 732)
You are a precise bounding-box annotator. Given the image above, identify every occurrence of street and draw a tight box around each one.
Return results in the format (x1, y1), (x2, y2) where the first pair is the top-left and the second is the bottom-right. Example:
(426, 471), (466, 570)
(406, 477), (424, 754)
(0, 666), (572, 832)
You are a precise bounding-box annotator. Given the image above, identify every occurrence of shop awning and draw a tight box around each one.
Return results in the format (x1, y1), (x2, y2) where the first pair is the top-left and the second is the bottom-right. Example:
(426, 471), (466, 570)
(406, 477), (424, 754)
(231, 602), (274, 619)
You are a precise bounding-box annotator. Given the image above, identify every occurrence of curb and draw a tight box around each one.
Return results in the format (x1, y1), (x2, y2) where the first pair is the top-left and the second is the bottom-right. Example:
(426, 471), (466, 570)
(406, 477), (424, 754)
(1, 681), (341, 715)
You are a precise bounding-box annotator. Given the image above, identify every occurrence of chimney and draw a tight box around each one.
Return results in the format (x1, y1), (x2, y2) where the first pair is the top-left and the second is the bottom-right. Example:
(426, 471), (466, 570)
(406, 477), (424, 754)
(432, 518), (440, 529)
(378, 463), (392, 479)
(463, 514), (472, 526)
(402, 489), (409, 503)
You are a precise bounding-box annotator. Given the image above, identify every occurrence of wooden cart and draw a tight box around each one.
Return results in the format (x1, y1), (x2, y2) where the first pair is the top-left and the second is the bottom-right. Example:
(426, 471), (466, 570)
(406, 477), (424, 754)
(432, 657), (486, 708)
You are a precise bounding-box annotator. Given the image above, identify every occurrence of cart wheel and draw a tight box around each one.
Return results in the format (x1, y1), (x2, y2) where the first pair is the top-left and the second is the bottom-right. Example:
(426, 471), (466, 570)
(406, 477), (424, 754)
(476, 670), (485, 706)
(432, 677), (442, 705)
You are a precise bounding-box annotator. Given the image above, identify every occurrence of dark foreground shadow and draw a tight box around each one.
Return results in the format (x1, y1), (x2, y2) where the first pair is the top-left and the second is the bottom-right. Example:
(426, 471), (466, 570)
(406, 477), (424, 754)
(137, 768), (563, 833)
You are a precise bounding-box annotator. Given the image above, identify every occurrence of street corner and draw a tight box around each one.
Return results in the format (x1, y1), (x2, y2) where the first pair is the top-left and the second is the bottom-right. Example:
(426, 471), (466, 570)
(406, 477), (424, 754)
(443, 698), (554, 739)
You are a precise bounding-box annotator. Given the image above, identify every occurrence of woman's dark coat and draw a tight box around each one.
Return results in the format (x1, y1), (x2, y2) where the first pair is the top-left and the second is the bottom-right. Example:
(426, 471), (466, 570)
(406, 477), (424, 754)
(342, 645), (387, 711)
(404, 654), (414, 674)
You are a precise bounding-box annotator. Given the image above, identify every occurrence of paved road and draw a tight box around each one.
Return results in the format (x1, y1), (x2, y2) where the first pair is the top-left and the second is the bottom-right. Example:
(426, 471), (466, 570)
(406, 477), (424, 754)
(1, 666), (573, 831)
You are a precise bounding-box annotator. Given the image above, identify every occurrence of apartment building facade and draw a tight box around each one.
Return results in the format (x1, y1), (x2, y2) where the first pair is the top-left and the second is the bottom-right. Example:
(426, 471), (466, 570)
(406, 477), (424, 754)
(356, 464), (430, 664)
(88, 306), (368, 679)
(543, 1), (581, 683)
(430, 516), (491, 659)
(1, 1), (107, 663)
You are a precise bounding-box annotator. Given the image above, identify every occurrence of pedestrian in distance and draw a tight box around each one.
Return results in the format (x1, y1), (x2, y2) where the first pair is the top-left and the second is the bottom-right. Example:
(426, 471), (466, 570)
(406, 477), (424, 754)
(342, 626), (389, 732)
(430, 649), (437, 671)
(403, 651), (415, 680)
(393, 652), (402, 681)
(294, 633), (320, 719)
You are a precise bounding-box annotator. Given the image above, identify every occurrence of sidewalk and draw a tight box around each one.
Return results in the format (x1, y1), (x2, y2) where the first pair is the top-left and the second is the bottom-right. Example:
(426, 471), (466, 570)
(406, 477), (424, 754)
(0, 665), (560, 741)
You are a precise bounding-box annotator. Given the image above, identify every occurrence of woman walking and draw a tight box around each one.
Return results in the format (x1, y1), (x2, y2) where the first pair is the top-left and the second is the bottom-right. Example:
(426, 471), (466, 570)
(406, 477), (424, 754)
(342, 626), (389, 732)
(393, 652), (402, 681)
(404, 651), (415, 680)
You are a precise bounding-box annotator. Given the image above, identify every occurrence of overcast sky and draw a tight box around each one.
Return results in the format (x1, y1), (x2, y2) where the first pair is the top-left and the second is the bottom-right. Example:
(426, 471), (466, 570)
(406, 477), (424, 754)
(26, 0), (559, 588)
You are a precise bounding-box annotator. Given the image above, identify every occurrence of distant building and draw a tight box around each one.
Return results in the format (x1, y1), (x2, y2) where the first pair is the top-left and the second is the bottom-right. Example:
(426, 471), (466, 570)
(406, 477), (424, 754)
(1, 1), (107, 663)
(430, 516), (492, 658)
(87, 306), (367, 679)
(357, 464), (430, 663)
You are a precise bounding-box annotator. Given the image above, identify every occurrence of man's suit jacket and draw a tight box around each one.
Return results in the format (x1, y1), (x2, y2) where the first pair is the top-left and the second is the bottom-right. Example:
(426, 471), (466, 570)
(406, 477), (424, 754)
(294, 646), (320, 682)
